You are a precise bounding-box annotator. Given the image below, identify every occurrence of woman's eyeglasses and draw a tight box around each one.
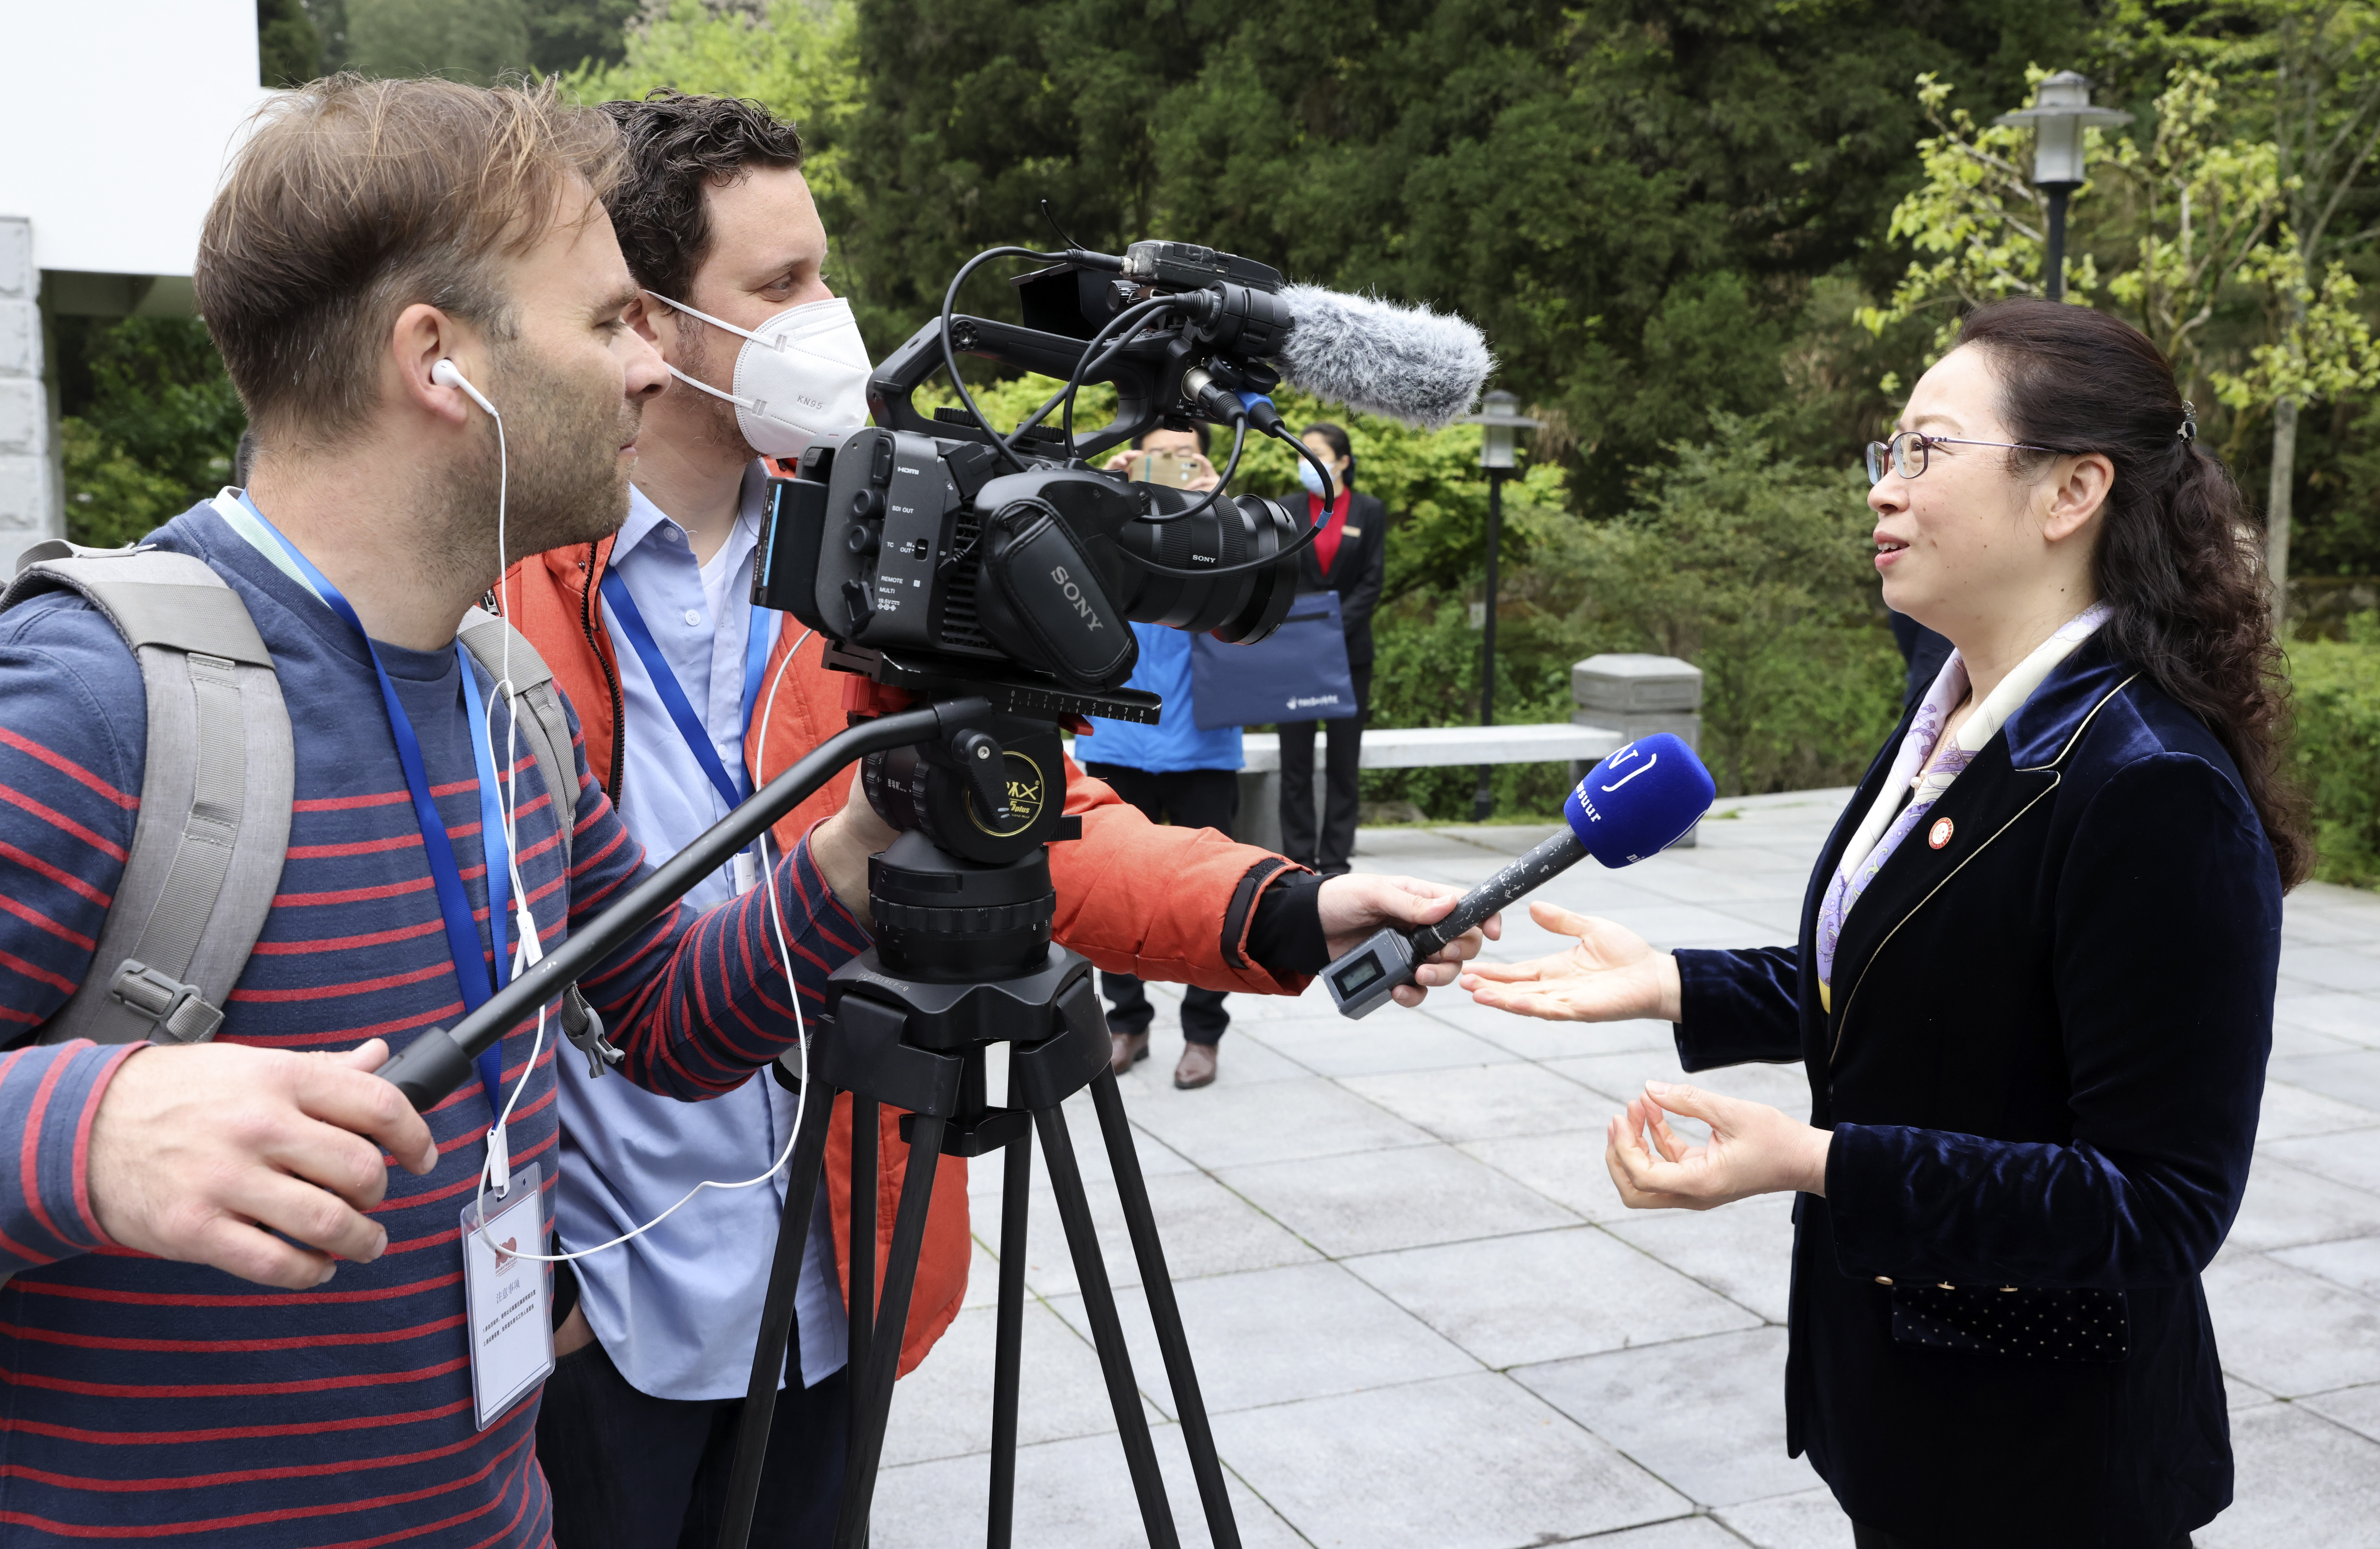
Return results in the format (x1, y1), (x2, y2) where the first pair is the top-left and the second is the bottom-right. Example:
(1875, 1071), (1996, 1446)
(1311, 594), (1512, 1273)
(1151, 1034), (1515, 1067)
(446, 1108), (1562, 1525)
(1865, 430), (2063, 485)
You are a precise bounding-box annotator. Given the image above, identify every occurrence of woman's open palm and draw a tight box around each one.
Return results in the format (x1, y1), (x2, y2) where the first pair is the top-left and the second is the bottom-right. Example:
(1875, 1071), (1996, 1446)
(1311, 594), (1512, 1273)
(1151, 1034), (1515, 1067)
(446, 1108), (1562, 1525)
(1458, 901), (1680, 1022)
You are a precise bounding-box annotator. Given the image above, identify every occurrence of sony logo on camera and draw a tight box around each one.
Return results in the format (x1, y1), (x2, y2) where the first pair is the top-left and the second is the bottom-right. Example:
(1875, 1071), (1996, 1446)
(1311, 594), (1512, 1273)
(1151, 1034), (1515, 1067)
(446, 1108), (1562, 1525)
(1047, 565), (1105, 632)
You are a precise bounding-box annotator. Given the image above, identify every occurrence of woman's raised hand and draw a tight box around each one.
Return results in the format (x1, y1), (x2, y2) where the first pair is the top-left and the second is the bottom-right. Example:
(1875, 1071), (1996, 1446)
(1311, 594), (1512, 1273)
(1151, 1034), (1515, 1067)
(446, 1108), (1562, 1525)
(1458, 900), (1683, 1022)
(1605, 1082), (1832, 1211)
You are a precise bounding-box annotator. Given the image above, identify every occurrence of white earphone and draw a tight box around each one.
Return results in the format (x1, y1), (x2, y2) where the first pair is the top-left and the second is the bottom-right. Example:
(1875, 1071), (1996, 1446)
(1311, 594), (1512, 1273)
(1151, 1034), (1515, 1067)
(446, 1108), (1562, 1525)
(432, 353), (540, 1198)
(432, 357), (499, 419)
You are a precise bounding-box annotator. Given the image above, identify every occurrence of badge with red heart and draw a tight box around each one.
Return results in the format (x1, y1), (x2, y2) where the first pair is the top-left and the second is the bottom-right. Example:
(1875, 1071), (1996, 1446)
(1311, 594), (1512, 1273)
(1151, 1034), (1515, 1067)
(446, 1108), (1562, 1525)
(1928, 817), (1954, 850)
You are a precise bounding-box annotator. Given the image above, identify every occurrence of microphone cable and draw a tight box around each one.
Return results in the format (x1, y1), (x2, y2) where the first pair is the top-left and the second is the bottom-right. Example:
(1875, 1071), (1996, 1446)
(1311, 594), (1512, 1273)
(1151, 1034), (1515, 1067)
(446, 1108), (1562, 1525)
(1028, 294), (1180, 458)
(1124, 415), (1248, 526)
(1120, 419), (1343, 581)
(939, 245), (1074, 474)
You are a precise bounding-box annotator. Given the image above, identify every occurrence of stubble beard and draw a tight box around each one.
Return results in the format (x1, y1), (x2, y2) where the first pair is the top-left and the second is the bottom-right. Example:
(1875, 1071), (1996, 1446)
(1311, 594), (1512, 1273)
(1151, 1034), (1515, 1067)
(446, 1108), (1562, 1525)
(430, 339), (644, 591)
(671, 318), (757, 465)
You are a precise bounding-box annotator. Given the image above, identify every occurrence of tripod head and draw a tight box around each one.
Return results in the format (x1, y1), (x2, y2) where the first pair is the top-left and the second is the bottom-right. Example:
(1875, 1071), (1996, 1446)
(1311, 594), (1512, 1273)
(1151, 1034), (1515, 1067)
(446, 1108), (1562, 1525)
(784, 641), (1150, 1146)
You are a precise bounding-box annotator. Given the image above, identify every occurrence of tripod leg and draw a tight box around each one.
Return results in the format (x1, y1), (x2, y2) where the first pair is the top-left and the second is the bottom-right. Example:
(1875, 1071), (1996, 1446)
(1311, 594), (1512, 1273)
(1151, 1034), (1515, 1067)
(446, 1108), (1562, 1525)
(847, 1093), (878, 1442)
(1090, 1069), (1241, 1549)
(1036, 1102), (1181, 1549)
(833, 1112), (947, 1549)
(713, 1074), (839, 1549)
(987, 1126), (1032, 1549)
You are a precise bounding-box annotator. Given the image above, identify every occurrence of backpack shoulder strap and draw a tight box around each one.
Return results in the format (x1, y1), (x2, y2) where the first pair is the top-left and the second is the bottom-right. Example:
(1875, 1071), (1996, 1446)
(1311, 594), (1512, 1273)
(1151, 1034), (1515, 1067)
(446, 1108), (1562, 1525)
(2, 541), (294, 1046)
(455, 608), (619, 1076)
(456, 607), (577, 868)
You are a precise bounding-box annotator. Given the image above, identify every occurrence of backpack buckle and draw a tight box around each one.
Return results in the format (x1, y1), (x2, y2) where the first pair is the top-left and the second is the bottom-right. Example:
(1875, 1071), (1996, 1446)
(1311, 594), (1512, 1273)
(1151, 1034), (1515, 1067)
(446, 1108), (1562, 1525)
(107, 960), (225, 1044)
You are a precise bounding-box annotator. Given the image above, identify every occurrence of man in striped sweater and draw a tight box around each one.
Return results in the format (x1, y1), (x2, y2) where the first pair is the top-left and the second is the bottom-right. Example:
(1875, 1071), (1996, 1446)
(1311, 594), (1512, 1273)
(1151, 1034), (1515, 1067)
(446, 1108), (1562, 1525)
(0, 76), (953, 1546)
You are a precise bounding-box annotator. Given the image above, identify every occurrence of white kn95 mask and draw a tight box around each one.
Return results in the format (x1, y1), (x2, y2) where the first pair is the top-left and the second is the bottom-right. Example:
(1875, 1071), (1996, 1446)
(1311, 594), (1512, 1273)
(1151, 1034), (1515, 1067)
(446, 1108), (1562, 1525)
(648, 292), (874, 458)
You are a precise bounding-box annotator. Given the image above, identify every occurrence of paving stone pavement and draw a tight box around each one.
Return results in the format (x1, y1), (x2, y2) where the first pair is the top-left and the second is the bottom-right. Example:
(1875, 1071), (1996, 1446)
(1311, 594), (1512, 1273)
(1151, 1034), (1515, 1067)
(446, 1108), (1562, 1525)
(869, 789), (2380, 1547)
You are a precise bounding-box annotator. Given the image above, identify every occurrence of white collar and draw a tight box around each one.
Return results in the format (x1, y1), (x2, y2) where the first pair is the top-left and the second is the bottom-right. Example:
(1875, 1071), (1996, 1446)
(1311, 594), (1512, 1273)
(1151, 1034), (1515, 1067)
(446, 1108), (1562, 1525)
(1836, 602), (2112, 885)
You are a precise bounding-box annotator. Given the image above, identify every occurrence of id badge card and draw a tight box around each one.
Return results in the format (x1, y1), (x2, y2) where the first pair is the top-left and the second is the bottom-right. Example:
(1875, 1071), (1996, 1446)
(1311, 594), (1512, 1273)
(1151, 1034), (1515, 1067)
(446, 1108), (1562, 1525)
(459, 1162), (553, 1431)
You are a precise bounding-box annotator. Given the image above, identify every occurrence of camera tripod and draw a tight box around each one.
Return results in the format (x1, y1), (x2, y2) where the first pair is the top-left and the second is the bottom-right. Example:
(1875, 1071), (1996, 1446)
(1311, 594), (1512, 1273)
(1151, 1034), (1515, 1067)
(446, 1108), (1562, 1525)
(715, 829), (1239, 1549)
(711, 686), (1241, 1549)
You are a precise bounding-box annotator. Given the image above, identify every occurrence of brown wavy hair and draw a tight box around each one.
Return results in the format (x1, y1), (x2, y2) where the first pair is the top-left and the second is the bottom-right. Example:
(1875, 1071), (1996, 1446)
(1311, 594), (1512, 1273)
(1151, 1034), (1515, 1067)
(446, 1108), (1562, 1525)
(1957, 299), (2312, 887)
(196, 75), (623, 446)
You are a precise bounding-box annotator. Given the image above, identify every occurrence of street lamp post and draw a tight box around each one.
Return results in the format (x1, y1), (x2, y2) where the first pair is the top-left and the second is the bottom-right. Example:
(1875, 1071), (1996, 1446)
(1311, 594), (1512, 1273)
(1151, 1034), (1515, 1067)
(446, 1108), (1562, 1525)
(1458, 389), (1540, 823)
(1996, 71), (2130, 303)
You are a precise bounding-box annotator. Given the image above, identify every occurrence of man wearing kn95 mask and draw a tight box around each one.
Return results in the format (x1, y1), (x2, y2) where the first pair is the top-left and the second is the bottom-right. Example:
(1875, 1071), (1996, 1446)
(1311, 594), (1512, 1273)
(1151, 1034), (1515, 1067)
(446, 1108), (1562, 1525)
(501, 90), (1502, 1549)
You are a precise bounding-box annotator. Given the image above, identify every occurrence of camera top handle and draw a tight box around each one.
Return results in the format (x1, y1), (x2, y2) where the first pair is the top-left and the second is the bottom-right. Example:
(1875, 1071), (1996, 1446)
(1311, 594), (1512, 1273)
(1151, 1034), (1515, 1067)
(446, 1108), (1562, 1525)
(372, 698), (970, 1112)
(869, 310), (1183, 465)
(872, 240), (1293, 468)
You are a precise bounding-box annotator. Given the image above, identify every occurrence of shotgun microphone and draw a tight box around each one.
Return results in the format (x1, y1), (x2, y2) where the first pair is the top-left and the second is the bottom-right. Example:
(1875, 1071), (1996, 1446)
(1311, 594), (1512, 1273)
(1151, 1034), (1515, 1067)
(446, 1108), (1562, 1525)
(1270, 284), (1496, 430)
(1323, 734), (1716, 1020)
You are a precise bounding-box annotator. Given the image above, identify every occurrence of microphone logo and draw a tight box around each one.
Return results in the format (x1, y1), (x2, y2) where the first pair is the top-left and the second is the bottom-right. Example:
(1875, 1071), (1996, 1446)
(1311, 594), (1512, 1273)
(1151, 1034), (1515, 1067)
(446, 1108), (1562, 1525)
(1600, 753), (1659, 792)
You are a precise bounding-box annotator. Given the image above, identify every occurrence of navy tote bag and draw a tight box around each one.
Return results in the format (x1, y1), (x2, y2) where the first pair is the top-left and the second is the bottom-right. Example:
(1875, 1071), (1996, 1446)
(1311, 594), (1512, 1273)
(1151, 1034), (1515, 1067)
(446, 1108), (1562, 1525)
(1188, 590), (1359, 729)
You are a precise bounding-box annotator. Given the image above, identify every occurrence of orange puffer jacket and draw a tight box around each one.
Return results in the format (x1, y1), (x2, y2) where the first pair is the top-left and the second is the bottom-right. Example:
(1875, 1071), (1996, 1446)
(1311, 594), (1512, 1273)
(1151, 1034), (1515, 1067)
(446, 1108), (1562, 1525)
(502, 529), (1308, 1377)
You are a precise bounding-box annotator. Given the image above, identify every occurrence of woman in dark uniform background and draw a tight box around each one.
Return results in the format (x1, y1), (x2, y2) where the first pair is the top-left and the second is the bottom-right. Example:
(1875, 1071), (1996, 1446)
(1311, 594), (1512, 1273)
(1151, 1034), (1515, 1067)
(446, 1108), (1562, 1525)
(1277, 421), (1386, 875)
(1462, 299), (2307, 1548)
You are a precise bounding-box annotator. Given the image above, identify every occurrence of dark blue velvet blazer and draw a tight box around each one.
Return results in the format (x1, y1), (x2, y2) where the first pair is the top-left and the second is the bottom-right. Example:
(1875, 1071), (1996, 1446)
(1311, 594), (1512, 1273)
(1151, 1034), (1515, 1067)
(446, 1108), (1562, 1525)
(1674, 638), (2282, 1547)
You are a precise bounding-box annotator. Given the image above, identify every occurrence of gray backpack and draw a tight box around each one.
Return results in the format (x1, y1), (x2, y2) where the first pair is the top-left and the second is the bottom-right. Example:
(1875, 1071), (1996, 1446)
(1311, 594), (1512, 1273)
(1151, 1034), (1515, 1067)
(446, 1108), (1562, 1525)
(0, 540), (611, 1065)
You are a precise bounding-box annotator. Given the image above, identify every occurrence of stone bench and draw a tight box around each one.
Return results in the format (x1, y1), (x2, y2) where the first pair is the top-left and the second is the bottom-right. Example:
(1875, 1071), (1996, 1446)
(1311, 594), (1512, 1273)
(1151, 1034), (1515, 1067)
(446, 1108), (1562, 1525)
(1231, 723), (1624, 852)
(1070, 653), (1708, 856)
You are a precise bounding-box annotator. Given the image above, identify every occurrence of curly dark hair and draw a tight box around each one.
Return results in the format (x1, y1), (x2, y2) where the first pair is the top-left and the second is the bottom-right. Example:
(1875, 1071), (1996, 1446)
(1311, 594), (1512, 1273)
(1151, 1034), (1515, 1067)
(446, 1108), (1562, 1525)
(596, 90), (804, 302)
(1957, 298), (2313, 887)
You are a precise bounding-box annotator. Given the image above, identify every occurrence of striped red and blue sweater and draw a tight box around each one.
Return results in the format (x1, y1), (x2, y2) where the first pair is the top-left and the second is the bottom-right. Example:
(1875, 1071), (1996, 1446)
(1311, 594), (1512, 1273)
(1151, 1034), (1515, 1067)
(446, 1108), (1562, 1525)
(0, 503), (867, 1546)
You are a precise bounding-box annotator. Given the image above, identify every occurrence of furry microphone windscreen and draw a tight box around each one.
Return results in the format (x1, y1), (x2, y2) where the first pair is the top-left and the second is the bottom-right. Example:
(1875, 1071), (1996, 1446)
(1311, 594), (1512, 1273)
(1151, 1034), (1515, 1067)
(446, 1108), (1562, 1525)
(1273, 285), (1497, 430)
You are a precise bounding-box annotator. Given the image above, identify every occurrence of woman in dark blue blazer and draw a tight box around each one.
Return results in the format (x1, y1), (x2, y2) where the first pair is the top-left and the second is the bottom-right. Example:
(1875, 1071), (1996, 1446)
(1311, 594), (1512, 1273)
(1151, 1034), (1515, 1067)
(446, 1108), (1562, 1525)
(1464, 300), (2309, 1548)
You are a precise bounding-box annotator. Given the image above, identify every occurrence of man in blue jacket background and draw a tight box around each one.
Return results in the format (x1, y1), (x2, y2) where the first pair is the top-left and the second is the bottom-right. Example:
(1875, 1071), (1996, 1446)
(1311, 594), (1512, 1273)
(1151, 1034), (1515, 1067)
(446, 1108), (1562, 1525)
(1085, 426), (1244, 1091)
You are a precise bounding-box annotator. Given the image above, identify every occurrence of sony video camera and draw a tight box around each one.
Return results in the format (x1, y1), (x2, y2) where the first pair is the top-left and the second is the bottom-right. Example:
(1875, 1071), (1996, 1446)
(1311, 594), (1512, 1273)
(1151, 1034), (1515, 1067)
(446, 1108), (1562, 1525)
(751, 241), (1317, 706)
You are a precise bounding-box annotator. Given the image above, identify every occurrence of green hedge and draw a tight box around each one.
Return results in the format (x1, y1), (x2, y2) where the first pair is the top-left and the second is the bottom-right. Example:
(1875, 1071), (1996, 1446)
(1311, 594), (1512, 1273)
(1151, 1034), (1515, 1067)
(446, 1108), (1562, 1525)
(2292, 625), (2380, 889)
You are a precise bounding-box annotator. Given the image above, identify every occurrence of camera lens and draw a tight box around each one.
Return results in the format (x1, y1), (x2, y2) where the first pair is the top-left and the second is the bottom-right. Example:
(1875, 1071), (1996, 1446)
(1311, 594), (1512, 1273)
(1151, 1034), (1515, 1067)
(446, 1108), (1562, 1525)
(1111, 491), (1300, 645)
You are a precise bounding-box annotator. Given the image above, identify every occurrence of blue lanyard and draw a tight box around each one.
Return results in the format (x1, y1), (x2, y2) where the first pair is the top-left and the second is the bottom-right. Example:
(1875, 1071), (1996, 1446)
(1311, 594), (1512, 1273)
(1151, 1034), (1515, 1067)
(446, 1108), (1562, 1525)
(738, 598), (776, 755)
(599, 566), (775, 814)
(239, 497), (512, 1121)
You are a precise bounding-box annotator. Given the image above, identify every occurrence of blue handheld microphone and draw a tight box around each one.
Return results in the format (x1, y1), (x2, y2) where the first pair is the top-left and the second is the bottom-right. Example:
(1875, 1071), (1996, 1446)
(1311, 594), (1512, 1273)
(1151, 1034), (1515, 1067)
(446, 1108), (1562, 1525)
(1322, 734), (1716, 1019)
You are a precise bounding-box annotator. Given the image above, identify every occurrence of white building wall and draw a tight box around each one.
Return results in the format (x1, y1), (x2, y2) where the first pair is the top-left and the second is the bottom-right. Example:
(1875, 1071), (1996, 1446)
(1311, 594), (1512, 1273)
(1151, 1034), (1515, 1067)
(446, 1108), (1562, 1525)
(0, 219), (53, 548)
(0, 2), (268, 542)
(0, 3), (267, 280)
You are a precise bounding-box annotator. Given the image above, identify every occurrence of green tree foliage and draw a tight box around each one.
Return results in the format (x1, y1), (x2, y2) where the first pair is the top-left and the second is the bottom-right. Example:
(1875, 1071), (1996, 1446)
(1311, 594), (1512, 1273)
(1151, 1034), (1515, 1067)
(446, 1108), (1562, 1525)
(1359, 416), (1902, 815)
(564, 0), (860, 199)
(1543, 416), (1903, 797)
(259, 0), (324, 86)
(53, 319), (246, 549)
(1857, 70), (2115, 352)
(1858, 67), (2295, 393)
(1856, 43), (2380, 589)
(830, 0), (2085, 513)
(345, 0), (532, 83)
(302, 0), (350, 71)
(341, 0), (636, 82)
(529, 0), (640, 74)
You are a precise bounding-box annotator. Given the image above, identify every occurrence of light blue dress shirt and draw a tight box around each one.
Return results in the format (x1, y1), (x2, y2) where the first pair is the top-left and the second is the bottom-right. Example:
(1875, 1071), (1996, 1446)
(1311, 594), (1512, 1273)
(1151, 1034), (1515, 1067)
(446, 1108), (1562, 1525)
(555, 465), (849, 1401)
